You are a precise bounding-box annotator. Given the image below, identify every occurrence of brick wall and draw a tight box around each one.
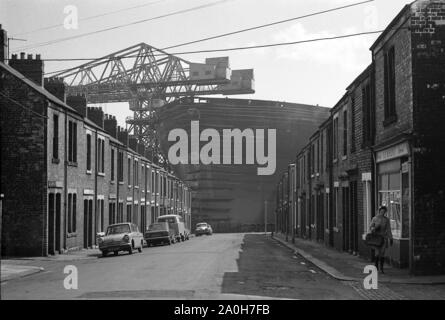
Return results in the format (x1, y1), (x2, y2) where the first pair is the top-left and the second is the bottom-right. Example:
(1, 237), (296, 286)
(410, 0), (445, 275)
(0, 70), (48, 256)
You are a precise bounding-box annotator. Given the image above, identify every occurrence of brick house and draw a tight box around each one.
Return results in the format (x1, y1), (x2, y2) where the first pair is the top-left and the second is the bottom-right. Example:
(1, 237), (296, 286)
(276, 0), (445, 275)
(0, 50), (192, 256)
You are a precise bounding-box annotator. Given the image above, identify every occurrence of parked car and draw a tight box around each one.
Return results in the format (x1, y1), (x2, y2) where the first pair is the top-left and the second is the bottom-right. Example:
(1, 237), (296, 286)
(98, 222), (144, 257)
(144, 222), (176, 246)
(195, 222), (213, 236)
(157, 214), (190, 242)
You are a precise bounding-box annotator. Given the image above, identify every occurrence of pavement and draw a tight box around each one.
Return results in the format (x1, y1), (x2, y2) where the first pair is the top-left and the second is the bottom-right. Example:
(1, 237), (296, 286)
(272, 232), (445, 285)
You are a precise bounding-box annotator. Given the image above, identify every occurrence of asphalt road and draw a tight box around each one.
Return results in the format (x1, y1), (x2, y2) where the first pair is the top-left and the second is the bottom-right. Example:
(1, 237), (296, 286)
(1, 233), (363, 300)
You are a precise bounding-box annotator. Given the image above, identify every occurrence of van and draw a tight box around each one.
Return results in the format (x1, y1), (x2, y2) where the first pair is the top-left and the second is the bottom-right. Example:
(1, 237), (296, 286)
(157, 214), (190, 242)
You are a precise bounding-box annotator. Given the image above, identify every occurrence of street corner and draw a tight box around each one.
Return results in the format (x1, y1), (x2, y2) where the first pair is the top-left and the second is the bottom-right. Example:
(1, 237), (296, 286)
(1, 264), (44, 283)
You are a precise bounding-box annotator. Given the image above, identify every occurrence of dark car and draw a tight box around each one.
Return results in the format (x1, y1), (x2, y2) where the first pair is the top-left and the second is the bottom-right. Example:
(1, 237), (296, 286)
(144, 222), (176, 246)
(195, 222), (213, 236)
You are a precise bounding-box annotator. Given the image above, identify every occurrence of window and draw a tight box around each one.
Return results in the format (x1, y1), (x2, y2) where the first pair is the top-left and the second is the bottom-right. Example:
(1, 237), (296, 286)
(133, 160), (138, 186)
(343, 110), (348, 157)
(67, 193), (77, 233)
(311, 144), (315, 175)
(126, 204), (132, 222)
(86, 133), (92, 172)
(128, 157), (131, 186)
(351, 96), (356, 153)
(384, 46), (396, 121)
(118, 151), (124, 182)
(53, 114), (59, 160)
(68, 120), (77, 163)
(363, 179), (372, 235)
(362, 82), (374, 145)
(118, 202), (124, 223)
(97, 138), (105, 174)
(111, 149), (115, 182)
(316, 139), (320, 174)
(320, 132), (324, 173)
(333, 187), (338, 228)
(333, 117), (339, 161)
(97, 199), (104, 232)
(109, 202), (116, 225)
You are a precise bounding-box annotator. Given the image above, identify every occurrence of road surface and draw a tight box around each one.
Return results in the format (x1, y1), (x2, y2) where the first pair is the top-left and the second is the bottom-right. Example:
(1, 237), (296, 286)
(1, 233), (368, 300)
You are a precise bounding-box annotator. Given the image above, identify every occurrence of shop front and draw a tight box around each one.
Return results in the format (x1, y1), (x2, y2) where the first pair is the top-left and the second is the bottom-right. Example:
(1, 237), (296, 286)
(375, 141), (411, 268)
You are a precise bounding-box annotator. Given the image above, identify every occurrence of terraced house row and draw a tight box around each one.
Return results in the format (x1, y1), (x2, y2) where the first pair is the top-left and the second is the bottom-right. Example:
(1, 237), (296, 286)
(275, 0), (445, 275)
(0, 42), (192, 257)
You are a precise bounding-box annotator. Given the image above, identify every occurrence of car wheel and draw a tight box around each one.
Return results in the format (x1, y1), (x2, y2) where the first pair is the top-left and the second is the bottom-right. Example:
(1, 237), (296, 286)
(138, 241), (143, 253)
(102, 250), (108, 257)
(128, 246), (133, 254)
(114, 251), (118, 256)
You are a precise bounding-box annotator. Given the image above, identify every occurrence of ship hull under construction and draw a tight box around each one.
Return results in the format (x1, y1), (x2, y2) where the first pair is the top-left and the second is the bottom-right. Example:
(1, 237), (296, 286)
(158, 97), (330, 232)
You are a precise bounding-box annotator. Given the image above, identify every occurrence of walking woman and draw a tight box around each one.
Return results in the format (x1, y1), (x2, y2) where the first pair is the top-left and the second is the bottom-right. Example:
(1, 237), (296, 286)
(369, 206), (393, 273)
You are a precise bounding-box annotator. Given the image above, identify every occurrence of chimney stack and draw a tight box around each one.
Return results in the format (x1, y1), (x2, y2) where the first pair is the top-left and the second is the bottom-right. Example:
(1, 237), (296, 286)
(9, 52), (44, 86)
(129, 136), (138, 151)
(0, 25), (7, 63)
(104, 114), (118, 138)
(66, 94), (87, 117)
(44, 77), (66, 103)
(117, 126), (129, 146)
(87, 107), (104, 128)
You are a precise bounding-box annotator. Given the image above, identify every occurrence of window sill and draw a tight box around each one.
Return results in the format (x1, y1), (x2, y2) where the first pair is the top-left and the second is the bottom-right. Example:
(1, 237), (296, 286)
(333, 227), (340, 233)
(383, 115), (397, 127)
(342, 155), (347, 161)
(119, 181), (124, 185)
(67, 161), (78, 167)
(110, 181), (115, 185)
(333, 159), (338, 164)
(67, 233), (77, 238)
(86, 170), (92, 175)
(52, 158), (60, 164)
(134, 186), (139, 189)
(97, 172), (105, 177)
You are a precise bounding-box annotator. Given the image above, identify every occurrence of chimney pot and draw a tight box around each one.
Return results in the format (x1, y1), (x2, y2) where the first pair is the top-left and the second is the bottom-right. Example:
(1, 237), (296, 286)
(20, 52), (25, 59)
(27, 54), (33, 60)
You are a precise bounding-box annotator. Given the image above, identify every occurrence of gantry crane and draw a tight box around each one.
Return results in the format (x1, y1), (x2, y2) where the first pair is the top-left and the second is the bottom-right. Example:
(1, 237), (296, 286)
(52, 43), (254, 165)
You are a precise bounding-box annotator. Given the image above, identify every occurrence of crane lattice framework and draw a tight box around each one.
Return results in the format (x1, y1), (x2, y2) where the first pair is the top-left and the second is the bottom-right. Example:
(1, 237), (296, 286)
(52, 43), (255, 163)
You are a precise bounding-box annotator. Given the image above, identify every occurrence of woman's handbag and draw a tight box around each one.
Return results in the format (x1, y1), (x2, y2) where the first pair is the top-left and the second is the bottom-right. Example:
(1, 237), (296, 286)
(365, 232), (384, 247)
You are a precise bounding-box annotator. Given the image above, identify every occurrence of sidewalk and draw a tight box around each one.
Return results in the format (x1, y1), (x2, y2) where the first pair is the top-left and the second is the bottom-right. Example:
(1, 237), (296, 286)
(1, 263), (44, 282)
(2, 248), (102, 262)
(272, 233), (445, 285)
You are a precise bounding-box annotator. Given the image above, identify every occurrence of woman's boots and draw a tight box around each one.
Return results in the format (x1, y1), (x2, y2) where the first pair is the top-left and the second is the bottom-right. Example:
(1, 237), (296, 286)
(374, 256), (385, 273)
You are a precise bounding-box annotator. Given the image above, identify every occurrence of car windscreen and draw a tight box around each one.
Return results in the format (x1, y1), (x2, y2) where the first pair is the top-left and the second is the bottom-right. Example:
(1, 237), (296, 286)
(149, 224), (167, 231)
(107, 224), (130, 235)
(158, 217), (176, 223)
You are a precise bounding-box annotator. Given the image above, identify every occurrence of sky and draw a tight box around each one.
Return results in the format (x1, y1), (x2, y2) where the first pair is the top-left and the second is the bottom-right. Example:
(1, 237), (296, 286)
(0, 0), (411, 127)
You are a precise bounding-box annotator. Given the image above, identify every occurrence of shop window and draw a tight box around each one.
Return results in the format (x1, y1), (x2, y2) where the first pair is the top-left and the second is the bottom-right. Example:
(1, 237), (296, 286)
(378, 160), (402, 238)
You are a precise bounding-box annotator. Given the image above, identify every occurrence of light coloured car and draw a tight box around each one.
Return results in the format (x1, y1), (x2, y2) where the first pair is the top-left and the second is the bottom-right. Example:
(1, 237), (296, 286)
(98, 222), (144, 257)
(157, 214), (190, 242)
(195, 222), (213, 236)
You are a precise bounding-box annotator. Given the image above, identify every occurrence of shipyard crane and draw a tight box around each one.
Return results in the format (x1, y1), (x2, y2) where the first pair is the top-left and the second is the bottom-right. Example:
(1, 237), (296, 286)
(52, 43), (254, 165)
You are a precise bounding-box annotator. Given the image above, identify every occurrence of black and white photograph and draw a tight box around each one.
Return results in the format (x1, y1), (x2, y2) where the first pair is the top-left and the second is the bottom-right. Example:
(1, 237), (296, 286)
(1, 0), (445, 307)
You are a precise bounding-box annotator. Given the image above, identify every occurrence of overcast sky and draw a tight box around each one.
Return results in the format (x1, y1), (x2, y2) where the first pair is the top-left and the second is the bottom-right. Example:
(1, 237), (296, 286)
(1, 0), (411, 127)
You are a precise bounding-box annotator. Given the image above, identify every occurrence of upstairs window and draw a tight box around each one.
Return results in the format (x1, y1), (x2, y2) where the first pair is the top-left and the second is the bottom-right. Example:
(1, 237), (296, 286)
(68, 120), (77, 163)
(111, 149), (115, 182)
(53, 114), (59, 161)
(343, 109), (348, 157)
(86, 133), (92, 172)
(384, 46), (396, 122)
(97, 138), (105, 174)
(351, 96), (356, 153)
(362, 82), (375, 145)
(333, 117), (339, 161)
(118, 151), (124, 182)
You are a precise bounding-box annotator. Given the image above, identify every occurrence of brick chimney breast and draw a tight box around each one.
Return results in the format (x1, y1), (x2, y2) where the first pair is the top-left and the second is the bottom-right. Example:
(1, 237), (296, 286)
(66, 94), (87, 117)
(9, 52), (44, 86)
